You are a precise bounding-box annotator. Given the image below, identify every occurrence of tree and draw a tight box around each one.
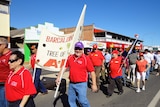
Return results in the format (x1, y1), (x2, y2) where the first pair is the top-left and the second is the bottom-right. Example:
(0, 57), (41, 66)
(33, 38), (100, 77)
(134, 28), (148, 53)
(10, 27), (17, 30)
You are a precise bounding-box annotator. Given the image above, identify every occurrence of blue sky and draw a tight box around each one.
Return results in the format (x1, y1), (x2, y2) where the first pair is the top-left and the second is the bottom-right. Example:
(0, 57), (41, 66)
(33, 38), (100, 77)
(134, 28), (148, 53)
(10, 0), (160, 46)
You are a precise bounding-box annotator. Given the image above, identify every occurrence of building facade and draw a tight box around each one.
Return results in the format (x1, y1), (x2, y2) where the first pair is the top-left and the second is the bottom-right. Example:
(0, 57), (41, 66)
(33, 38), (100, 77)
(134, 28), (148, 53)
(0, 0), (10, 37)
(60, 24), (143, 50)
(11, 23), (143, 62)
(0, 0), (11, 47)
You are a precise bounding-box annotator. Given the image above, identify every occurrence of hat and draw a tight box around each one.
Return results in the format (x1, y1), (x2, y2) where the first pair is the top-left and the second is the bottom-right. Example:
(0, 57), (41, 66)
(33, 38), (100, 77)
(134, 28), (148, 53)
(112, 50), (119, 54)
(92, 44), (98, 49)
(0, 37), (8, 44)
(75, 42), (84, 49)
(139, 52), (144, 56)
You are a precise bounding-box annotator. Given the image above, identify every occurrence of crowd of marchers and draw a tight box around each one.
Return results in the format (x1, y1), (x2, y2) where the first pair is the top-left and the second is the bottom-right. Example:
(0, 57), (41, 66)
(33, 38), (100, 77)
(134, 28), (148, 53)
(88, 46), (160, 95)
(1, 36), (160, 107)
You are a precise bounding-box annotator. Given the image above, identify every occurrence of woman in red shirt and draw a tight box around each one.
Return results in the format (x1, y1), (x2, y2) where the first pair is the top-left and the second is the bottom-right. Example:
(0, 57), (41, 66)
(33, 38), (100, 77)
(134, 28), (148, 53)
(136, 52), (150, 93)
(5, 51), (36, 107)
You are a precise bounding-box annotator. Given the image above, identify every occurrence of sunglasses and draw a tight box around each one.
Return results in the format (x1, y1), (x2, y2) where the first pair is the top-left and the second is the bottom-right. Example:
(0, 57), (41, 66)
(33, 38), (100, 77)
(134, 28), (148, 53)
(9, 59), (18, 63)
(74, 47), (83, 50)
(30, 48), (36, 50)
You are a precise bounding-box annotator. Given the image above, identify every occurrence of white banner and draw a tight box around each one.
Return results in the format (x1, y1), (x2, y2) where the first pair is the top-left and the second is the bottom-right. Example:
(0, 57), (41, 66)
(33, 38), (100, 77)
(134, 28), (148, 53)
(36, 4), (86, 72)
(36, 29), (74, 72)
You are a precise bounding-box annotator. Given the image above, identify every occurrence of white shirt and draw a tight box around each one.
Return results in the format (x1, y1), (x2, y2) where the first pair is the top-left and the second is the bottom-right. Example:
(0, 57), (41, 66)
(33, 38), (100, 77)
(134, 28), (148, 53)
(155, 54), (160, 65)
(144, 52), (154, 64)
(104, 53), (111, 63)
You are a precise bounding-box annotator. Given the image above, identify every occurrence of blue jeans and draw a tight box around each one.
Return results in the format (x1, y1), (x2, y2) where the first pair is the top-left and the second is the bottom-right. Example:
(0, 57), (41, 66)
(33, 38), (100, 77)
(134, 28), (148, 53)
(68, 82), (90, 107)
(122, 67), (126, 85)
(34, 68), (47, 96)
(0, 86), (8, 107)
(145, 64), (151, 80)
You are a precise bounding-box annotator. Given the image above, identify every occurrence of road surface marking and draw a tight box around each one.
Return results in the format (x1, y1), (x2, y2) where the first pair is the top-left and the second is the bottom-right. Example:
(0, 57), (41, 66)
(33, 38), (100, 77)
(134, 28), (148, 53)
(148, 89), (160, 107)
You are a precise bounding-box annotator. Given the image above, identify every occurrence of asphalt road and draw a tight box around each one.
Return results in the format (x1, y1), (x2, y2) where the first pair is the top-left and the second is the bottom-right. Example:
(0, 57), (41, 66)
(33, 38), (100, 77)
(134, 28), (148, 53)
(34, 71), (160, 107)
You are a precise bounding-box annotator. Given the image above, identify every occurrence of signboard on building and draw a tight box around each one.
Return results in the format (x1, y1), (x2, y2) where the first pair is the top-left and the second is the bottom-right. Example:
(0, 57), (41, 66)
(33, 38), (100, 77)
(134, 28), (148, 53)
(82, 40), (106, 49)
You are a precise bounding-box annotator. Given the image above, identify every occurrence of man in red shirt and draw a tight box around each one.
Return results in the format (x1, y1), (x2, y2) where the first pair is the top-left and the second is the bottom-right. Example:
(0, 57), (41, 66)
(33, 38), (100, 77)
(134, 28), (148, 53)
(0, 37), (12, 107)
(56, 41), (97, 107)
(29, 44), (48, 97)
(107, 50), (124, 97)
(88, 44), (105, 91)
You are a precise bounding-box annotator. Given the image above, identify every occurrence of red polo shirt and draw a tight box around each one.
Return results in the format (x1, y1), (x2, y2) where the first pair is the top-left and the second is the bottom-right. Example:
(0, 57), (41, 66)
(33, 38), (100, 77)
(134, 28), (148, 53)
(30, 54), (36, 69)
(66, 54), (94, 83)
(136, 60), (148, 72)
(5, 67), (36, 101)
(109, 56), (122, 78)
(89, 50), (105, 66)
(0, 50), (12, 83)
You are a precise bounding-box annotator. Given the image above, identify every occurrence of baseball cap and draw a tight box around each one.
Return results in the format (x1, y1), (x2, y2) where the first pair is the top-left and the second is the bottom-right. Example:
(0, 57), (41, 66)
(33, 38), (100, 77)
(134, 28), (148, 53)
(74, 42), (84, 49)
(139, 52), (144, 56)
(92, 44), (98, 49)
(112, 50), (119, 54)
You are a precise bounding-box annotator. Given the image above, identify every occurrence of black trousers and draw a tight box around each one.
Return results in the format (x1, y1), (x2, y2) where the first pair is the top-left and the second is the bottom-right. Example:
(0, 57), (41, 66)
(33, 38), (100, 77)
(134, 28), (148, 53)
(107, 77), (123, 95)
(8, 97), (35, 107)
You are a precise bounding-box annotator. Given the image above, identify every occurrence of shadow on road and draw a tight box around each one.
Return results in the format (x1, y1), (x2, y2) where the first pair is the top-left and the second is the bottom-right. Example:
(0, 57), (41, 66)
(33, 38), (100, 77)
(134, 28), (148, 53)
(53, 93), (70, 107)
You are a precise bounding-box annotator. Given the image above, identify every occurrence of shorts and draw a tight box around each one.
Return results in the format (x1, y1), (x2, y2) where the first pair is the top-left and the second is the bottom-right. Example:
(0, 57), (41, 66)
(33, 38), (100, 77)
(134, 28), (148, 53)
(137, 72), (146, 81)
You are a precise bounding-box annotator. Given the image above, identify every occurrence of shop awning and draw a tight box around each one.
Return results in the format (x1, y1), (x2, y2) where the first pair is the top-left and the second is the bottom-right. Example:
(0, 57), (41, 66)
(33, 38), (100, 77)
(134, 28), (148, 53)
(94, 28), (105, 33)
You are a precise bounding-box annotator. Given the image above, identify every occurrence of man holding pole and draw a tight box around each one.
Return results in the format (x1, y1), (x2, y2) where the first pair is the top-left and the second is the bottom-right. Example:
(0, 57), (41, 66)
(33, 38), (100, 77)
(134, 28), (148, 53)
(106, 50), (124, 97)
(56, 41), (97, 107)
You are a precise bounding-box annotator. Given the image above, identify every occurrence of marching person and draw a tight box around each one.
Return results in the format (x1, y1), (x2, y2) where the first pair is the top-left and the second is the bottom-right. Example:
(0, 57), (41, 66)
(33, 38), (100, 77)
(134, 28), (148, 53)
(88, 44), (105, 91)
(128, 50), (138, 86)
(0, 37), (12, 107)
(5, 51), (36, 107)
(136, 52), (150, 93)
(155, 50), (160, 76)
(56, 41), (97, 107)
(104, 49), (111, 75)
(107, 50), (123, 97)
(143, 49), (154, 80)
(29, 44), (48, 97)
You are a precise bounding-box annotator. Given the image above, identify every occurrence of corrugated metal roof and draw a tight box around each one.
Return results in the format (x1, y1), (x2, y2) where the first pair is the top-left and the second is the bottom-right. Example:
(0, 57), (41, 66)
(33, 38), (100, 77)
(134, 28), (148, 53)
(10, 29), (25, 38)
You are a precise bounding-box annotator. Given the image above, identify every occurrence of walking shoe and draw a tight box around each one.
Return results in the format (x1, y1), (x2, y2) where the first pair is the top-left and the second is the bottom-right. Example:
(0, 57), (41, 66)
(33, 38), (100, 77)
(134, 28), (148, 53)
(136, 88), (141, 93)
(156, 73), (159, 76)
(106, 94), (112, 98)
(142, 86), (145, 91)
(118, 91), (123, 95)
(42, 91), (48, 95)
(127, 76), (130, 79)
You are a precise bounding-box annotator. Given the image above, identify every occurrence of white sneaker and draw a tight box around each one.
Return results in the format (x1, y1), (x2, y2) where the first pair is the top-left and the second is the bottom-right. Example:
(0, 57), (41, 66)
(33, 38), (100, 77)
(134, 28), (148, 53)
(127, 76), (130, 79)
(156, 73), (159, 76)
(136, 88), (141, 93)
(142, 86), (145, 91)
